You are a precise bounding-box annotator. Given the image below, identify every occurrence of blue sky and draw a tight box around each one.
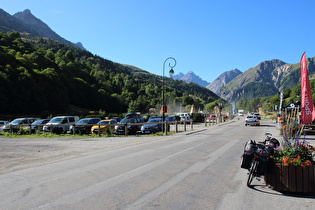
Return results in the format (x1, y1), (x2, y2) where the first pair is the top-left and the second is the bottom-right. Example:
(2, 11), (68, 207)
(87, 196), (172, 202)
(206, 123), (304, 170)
(2, 0), (315, 83)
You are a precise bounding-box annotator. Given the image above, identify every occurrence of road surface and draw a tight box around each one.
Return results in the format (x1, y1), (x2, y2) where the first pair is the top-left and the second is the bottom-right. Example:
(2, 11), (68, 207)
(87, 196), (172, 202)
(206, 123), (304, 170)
(0, 119), (314, 209)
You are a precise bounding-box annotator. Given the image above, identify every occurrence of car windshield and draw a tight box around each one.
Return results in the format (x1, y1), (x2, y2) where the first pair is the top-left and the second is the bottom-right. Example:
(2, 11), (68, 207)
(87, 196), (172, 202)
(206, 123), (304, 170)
(10, 119), (23, 124)
(120, 118), (135, 124)
(148, 119), (161, 123)
(99, 121), (110, 125)
(49, 118), (63, 123)
(32, 120), (44, 125)
(76, 119), (89, 124)
(246, 116), (255, 119)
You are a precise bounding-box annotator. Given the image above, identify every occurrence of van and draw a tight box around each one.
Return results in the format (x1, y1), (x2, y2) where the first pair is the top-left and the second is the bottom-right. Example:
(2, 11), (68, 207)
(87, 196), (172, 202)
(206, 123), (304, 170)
(2, 118), (37, 132)
(43, 116), (79, 134)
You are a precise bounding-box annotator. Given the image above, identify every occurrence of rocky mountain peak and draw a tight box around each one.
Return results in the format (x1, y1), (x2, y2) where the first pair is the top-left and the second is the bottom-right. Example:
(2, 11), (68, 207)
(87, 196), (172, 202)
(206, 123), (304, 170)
(206, 69), (242, 95)
(173, 71), (209, 87)
(0, 8), (85, 50)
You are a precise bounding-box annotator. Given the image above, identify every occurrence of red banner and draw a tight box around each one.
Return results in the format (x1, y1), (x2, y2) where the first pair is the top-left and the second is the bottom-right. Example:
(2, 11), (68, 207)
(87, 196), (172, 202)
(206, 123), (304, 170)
(301, 52), (315, 124)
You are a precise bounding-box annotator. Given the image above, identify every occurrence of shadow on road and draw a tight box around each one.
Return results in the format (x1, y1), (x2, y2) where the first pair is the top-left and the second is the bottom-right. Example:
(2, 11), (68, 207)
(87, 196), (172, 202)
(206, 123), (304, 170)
(249, 184), (315, 198)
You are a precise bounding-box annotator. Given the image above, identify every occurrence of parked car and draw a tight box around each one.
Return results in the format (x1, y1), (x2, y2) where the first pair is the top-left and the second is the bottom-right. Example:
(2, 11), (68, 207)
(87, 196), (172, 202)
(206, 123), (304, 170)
(0, 121), (9, 132)
(149, 116), (160, 120)
(69, 118), (101, 134)
(43, 116), (79, 134)
(245, 115), (260, 126)
(91, 119), (117, 134)
(207, 114), (216, 122)
(2, 118), (37, 133)
(29, 119), (50, 133)
(111, 117), (122, 123)
(180, 115), (191, 122)
(141, 118), (163, 134)
(114, 113), (144, 135)
(165, 116), (176, 122)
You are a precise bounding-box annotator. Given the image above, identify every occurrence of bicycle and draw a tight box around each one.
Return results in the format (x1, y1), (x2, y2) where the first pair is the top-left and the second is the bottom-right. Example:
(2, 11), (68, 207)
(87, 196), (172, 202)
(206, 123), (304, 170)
(245, 133), (279, 187)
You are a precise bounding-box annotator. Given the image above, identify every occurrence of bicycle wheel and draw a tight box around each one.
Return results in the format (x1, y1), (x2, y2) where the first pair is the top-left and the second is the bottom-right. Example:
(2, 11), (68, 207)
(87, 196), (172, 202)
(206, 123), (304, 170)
(247, 159), (257, 187)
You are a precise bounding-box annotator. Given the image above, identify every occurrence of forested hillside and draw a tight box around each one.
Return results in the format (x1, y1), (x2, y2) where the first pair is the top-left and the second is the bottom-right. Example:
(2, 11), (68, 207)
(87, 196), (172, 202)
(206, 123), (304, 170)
(0, 32), (219, 117)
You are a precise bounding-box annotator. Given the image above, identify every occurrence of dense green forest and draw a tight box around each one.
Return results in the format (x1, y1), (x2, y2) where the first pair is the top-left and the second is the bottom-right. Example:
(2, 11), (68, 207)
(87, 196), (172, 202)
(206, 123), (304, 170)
(0, 32), (219, 117)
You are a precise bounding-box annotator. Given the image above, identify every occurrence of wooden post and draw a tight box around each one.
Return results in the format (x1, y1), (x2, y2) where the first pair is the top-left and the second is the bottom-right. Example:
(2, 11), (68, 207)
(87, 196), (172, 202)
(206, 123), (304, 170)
(175, 121), (178, 133)
(125, 124), (128, 136)
(165, 122), (167, 135)
(73, 123), (76, 135)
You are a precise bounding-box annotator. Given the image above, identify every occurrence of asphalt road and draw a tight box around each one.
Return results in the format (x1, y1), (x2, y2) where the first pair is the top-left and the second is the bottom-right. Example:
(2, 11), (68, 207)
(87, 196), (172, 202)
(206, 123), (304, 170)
(0, 119), (314, 209)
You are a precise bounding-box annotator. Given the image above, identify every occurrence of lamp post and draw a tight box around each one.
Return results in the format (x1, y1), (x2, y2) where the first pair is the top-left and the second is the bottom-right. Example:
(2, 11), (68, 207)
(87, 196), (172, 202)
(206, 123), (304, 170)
(162, 57), (176, 125)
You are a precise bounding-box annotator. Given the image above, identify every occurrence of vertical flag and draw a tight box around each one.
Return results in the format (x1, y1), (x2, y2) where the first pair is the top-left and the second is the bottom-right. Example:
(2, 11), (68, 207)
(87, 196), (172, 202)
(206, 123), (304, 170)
(233, 102), (236, 115)
(301, 52), (315, 124)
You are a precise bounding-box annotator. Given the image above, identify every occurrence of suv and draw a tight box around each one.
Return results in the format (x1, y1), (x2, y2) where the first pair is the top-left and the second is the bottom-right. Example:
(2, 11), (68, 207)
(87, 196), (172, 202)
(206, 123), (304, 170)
(43, 116), (79, 134)
(69, 118), (101, 134)
(2, 118), (37, 133)
(114, 113), (144, 135)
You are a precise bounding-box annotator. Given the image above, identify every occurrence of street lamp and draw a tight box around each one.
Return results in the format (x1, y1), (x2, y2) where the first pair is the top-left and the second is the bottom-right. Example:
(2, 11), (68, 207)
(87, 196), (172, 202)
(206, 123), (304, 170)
(162, 57), (176, 124)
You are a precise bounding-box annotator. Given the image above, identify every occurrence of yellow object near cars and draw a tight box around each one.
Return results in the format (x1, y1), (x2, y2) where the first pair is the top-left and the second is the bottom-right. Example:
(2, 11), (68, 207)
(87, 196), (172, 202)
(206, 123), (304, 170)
(91, 119), (117, 134)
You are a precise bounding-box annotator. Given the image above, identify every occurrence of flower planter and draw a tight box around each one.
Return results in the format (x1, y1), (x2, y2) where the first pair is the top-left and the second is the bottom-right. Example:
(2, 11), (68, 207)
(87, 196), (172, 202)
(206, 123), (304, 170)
(265, 162), (315, 193)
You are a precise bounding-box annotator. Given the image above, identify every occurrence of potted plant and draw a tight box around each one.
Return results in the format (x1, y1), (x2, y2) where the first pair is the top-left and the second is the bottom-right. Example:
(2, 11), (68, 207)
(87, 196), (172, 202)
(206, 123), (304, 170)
(265, 128), (315, 193)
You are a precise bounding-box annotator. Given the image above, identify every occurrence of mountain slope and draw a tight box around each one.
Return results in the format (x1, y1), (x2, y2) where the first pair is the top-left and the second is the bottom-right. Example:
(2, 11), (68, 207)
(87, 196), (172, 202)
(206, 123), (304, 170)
(206, 69), (242, 95)
(0, 9), (85, 50)
(220, 58), (315, 101)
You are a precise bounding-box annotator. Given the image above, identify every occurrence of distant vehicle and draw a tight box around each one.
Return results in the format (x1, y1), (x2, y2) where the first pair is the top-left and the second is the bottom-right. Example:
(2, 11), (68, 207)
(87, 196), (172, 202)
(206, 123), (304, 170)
(115, 113), (144, 135)
(91, 119), (117, 134)
(111, 117), (122, 123)
(165, 116), (176, 122)
(29, 119), (50, 133)
(43, 116), (79, 134)
(245, 115), (260, 126)
(207, 114), (217, 122)
(149, 116), (160, 120)
(0, 121), (9, 132)
(238, 110), (244, 116)
(141, 118), (163, 134)
(70, 118), (101, 134)
(2, 118), (37, 132)
(180, 115), (191, 121)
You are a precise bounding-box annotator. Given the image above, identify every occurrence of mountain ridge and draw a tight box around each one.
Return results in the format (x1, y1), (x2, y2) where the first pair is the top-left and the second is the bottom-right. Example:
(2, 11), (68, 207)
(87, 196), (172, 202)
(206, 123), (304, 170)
(0, 9), (85, 50)
(173, 71), (209, 87)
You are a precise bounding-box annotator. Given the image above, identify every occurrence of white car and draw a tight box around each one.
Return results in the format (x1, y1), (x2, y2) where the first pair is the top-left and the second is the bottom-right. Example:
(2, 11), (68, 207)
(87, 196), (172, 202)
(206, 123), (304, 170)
(0, 121), (9, 132)
(245, 115), (260, 126)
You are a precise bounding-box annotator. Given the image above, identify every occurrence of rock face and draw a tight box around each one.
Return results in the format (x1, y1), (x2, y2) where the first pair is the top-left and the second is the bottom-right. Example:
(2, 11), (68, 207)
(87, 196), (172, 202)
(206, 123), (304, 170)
(206, 69), (242, 95)
(173, 71), (210, 87)
(212, 58), (315, 102)
(0, 9), (85, 50)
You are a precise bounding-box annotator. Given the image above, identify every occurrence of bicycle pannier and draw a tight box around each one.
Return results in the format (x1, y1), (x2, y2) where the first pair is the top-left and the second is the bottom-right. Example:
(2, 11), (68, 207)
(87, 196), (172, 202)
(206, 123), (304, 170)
(241, 140), (255, 169)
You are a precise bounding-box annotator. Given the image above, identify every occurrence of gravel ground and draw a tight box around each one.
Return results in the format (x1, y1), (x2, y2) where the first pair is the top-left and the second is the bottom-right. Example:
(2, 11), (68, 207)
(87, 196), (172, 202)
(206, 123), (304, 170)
(1, 120), (314, 175)
(0, 135), (163, 175)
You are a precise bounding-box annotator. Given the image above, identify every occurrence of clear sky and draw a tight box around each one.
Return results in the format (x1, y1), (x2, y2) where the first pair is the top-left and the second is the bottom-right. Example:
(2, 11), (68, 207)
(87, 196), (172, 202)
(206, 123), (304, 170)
(2, 0), (315, 83)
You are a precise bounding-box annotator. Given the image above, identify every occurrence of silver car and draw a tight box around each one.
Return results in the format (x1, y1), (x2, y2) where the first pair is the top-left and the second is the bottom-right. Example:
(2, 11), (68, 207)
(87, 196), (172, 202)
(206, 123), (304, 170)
(245, 115), (260, 126)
